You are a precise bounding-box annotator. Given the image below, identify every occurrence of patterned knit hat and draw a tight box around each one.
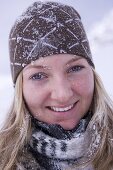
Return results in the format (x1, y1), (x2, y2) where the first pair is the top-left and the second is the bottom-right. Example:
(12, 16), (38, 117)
(9, 1), (94, 84)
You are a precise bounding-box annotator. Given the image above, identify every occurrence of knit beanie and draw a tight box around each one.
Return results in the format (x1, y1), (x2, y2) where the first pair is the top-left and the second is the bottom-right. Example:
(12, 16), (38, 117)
(9, 1), (94, 84)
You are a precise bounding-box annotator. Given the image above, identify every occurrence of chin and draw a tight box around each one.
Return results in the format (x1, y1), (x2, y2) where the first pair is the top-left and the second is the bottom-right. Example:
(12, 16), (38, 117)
(58, 121), (79, 130)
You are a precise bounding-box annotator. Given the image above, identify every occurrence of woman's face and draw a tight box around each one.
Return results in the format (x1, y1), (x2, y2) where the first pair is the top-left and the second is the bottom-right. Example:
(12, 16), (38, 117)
(23, 54), (94, 130)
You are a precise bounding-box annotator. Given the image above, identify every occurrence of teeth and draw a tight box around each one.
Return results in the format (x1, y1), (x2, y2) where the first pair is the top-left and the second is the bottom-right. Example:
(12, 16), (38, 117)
(50, 104), (74, 112)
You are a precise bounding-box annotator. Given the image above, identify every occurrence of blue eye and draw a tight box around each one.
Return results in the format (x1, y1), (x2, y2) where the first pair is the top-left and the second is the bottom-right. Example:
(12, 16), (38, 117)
(29, 72), (47, 80)
(68, 65), (84, 73)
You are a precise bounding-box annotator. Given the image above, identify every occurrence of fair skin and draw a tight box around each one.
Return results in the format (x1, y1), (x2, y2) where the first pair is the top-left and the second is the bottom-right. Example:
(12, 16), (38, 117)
(23, 54), (94, 130)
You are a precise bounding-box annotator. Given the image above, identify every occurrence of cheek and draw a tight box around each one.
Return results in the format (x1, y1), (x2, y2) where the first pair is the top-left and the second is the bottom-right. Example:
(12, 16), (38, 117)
(23, 83), (48, 111)
(72, 73), (94, 97)
(23, 83), (38, 109)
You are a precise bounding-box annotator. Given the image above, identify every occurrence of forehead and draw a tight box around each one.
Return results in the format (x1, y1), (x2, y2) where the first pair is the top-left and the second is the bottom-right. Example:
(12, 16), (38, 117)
(23, 54), (90, 74)
(28, 54), (84, 67)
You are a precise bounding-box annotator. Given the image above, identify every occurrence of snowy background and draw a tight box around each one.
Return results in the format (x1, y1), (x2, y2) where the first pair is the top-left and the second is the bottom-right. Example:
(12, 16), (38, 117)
(0, 0), (113, 126)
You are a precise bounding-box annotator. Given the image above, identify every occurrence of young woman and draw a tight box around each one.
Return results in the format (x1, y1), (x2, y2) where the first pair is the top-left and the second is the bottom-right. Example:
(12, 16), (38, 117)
(0, 1), (113, 170)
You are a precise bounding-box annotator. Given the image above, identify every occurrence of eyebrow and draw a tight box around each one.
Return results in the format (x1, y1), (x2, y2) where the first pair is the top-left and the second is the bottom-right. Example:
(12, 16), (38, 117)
(25, 64), (51, 71)
(66, 56), (82, 65)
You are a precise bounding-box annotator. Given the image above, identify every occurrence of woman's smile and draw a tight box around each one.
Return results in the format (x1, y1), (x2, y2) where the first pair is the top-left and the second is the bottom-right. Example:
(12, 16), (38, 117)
(47, 102), (76, 112)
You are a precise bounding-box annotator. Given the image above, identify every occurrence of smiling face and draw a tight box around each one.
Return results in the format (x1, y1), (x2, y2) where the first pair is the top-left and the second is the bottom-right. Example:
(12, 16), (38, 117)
(23, 54), (94, 130)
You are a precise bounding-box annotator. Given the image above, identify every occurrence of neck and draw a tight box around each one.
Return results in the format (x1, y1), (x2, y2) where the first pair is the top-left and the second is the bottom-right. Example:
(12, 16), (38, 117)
(31, 111), (92, 140)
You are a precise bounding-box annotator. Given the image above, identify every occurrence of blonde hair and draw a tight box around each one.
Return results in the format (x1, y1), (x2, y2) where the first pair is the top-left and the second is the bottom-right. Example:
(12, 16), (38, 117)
(0, 69), (113, 170)
(0, 72), (31, 170)
(91, 69), (113, 170)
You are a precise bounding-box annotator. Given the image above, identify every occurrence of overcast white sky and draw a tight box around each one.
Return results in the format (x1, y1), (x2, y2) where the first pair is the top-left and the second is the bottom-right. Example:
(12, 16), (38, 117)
(0, 0), (113, 126)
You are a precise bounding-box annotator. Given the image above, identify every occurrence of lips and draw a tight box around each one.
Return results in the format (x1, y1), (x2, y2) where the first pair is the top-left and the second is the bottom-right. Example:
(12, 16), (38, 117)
(47, 102), (78, 112)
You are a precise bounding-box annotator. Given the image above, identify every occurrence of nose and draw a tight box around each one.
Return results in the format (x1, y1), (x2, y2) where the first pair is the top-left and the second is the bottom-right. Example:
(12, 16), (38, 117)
(51, 77), (74, 104)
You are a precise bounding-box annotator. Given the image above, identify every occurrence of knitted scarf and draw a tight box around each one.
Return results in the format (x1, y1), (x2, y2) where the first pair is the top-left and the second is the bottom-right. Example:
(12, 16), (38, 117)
(17, 112), (102, 170)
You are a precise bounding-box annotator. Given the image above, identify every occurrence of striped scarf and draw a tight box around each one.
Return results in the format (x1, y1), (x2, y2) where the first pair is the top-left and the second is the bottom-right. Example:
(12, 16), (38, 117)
(17, 112), (102, 170)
